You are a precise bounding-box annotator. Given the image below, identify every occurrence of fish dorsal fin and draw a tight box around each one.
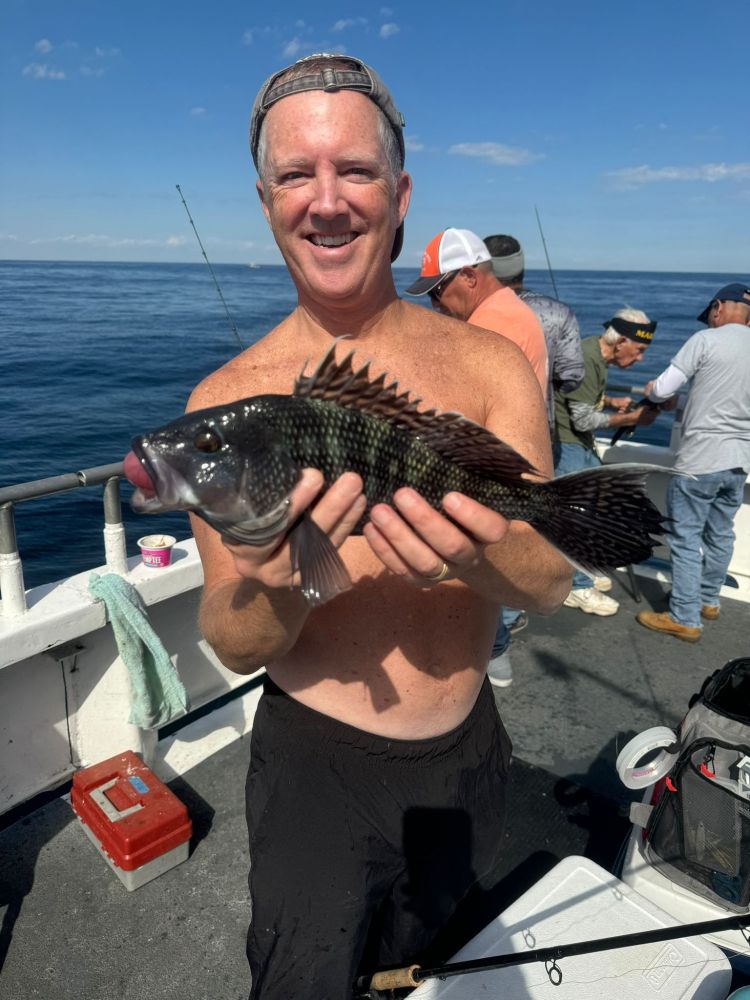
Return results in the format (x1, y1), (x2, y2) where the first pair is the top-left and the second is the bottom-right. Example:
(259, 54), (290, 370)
(294, 342), (540, 484)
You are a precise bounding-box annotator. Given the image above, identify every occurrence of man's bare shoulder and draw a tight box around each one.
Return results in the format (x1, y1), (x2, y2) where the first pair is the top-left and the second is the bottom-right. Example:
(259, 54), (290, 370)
(186, 325), (307, 413)
(399, 300), (525, 371)
(391, 302), (534, 427)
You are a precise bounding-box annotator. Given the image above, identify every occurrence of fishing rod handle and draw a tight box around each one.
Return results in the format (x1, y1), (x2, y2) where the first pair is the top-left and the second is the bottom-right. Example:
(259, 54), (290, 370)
(367, 964), (421, 990)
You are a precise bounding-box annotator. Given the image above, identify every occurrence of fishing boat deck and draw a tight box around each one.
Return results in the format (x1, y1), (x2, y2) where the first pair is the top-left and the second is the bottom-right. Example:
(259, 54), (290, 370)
(2, 573), (749, 999)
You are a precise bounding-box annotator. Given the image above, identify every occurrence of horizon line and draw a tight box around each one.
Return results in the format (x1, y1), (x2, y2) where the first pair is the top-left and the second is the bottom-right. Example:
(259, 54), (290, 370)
(0, 257), (743, 278)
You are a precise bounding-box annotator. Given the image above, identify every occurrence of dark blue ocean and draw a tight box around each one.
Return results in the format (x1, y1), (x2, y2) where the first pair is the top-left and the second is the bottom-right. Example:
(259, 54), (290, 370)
(2, 260), (745, 589)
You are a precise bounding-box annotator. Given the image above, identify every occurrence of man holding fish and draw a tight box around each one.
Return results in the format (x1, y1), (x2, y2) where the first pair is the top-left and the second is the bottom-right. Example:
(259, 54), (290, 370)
(124, 53), (664, 999)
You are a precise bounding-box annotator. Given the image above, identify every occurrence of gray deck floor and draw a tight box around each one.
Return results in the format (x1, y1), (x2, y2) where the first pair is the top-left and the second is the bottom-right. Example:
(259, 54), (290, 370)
(1, 572), (748, 999)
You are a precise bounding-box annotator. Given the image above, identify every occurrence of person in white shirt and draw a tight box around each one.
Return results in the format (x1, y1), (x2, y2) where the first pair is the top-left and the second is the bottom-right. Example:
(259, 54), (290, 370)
(637, 282), (750, 642)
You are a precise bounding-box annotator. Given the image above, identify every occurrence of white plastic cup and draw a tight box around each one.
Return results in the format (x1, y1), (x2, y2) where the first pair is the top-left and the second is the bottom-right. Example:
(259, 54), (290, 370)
(137, 534), (176, 568)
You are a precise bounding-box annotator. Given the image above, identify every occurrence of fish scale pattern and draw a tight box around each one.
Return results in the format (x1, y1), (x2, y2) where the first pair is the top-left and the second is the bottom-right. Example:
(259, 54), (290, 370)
(251, 394), (537, 528)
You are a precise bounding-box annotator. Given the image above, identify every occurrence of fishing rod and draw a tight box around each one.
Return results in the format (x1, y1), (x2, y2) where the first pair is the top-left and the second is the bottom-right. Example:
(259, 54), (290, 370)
(534, 204), (560, 300)
(354, 910), (750, 996)
(175, 183), (244, 352)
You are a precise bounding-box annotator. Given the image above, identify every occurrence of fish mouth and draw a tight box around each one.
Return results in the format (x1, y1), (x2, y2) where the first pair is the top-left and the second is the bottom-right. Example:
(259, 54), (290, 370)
(128, 440), (294, 543)
(128, 440), (199, 514)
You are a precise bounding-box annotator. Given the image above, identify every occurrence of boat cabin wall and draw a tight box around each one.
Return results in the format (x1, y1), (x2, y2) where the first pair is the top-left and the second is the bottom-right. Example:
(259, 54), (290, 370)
(0, 541), (259, 817)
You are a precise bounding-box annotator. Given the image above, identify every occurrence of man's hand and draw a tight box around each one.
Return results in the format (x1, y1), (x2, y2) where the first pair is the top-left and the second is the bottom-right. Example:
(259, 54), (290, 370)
(643, 381), (679, 413)
(633, 404), (659, 427)
(609, 402), (659, 429)
(607, 395), (632, 412)
(223, 470), (366, 591)
(363, 487), (508, 586)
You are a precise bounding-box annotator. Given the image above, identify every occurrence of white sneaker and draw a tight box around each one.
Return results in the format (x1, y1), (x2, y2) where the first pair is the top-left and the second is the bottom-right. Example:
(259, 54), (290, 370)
(592, 575), (612, 593)
(563, 587), (619, 616)
(488, 650), (513, 688)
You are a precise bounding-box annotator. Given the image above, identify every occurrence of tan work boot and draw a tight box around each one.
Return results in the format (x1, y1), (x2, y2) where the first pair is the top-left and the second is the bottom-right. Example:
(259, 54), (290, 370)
(701, 604), (720, 621)
(636, 610), (701, 642)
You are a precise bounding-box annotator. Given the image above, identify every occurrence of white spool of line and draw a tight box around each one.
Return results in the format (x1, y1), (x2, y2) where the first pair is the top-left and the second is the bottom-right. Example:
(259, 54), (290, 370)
(615, 727), (680, 789)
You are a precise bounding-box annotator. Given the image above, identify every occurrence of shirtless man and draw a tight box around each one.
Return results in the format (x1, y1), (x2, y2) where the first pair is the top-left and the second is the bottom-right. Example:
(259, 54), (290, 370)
(188, 53), (570, 1000)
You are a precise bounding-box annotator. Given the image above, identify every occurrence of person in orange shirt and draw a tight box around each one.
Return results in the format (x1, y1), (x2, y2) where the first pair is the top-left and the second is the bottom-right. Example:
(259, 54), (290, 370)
(406, 228), (549, 688)
(406, 228), (548, 393)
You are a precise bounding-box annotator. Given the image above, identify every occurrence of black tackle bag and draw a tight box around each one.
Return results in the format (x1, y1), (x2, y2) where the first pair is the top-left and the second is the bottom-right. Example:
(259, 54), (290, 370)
(644, 656), (750, 912)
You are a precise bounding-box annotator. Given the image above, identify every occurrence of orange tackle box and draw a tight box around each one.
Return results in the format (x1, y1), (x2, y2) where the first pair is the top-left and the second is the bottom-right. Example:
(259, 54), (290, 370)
(71, 750), (192, 891)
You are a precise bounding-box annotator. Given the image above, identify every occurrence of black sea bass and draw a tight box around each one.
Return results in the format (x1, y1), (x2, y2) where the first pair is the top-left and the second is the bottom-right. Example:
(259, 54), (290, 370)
(124, 343), (665, 605)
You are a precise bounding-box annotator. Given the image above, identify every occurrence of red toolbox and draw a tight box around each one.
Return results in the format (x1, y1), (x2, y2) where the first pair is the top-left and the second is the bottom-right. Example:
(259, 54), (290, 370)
(70, 750), (192, 891)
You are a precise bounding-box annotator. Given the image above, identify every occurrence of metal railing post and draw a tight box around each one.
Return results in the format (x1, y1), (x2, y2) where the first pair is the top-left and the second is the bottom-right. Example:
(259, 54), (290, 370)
(0, 503), (28, 617)
(102, 476), (129, 576)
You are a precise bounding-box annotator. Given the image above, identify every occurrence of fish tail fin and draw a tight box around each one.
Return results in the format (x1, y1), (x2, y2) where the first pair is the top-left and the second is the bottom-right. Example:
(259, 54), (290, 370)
(531, 464), (668, 572)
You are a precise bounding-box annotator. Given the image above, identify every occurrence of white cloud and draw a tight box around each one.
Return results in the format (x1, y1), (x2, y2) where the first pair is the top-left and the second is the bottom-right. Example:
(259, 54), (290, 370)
(282, 36), (302, 58)
(205, 237), (257, 249)
(404, 134), (425, 152)
(380, 23), (400, 39)
(381, 7), (394, 15)
(34, 38), (53, 54)
(242, 26), (275, 45)
(29, 233), (187, 248)
(448, 142), (543, 167)
(190, 106), (207, 117)
(332, 17), (367, 31)
(22, 62), (66, 80)
(78, 45), (120, 77)
(606, 162), (750, 189)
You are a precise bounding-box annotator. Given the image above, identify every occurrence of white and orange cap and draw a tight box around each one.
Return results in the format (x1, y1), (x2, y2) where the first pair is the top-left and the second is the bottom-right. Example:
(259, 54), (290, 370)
(405, 228), (491, 296)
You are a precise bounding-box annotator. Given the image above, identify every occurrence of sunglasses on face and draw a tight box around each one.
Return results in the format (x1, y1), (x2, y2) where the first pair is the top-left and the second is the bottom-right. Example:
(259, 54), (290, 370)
(428, 270), (459, 303)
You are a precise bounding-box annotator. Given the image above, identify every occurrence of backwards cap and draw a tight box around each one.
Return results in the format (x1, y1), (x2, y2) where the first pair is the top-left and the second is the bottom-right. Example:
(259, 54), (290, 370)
(249, 53), (406, 261)
(405, 229), (491, 296)
(249, 53), (406, 168)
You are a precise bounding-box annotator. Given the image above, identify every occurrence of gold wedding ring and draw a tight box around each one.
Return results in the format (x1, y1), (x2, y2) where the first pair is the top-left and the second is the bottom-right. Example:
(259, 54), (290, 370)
(424, 561), (450, 583)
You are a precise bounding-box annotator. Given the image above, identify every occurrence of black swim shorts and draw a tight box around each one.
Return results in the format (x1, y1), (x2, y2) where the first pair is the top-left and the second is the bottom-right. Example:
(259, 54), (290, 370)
(245, 675), (512, 1000)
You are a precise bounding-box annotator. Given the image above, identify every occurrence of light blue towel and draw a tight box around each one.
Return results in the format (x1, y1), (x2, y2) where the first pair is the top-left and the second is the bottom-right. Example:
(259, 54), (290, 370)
(89, 572), (188, 729)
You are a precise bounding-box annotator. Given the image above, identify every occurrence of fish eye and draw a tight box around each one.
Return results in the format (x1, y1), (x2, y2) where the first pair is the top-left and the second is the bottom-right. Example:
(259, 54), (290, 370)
(193, 428), (223, 453)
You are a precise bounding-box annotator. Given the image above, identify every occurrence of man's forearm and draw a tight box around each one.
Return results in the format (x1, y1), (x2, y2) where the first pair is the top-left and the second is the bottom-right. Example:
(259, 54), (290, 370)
(646, 364), (688, 402)
(199, 579), (311, 674)
(459, 524), (571, 614)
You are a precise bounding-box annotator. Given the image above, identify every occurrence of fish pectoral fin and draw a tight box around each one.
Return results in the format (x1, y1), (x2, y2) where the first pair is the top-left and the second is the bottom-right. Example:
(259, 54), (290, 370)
(288, 513), (353, 606)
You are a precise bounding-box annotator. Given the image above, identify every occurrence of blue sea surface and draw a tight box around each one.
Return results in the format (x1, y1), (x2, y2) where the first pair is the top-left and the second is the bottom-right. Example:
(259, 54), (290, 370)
(2, 260), (745, 588)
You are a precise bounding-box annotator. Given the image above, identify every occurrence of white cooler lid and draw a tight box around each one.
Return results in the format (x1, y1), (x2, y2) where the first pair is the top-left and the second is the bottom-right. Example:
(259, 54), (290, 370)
(408, 855), (731, 999)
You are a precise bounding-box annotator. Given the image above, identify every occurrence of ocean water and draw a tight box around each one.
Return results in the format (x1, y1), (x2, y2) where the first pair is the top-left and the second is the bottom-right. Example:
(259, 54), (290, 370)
(2, 260), (745, 589)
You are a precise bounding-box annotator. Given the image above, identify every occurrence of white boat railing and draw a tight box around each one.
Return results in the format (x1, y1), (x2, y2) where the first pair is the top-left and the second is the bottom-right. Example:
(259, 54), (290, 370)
(0, 462), (127, 617)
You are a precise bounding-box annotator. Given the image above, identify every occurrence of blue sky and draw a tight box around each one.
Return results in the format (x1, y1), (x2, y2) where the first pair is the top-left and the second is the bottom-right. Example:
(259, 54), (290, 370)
(2, 1), (748, 272)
